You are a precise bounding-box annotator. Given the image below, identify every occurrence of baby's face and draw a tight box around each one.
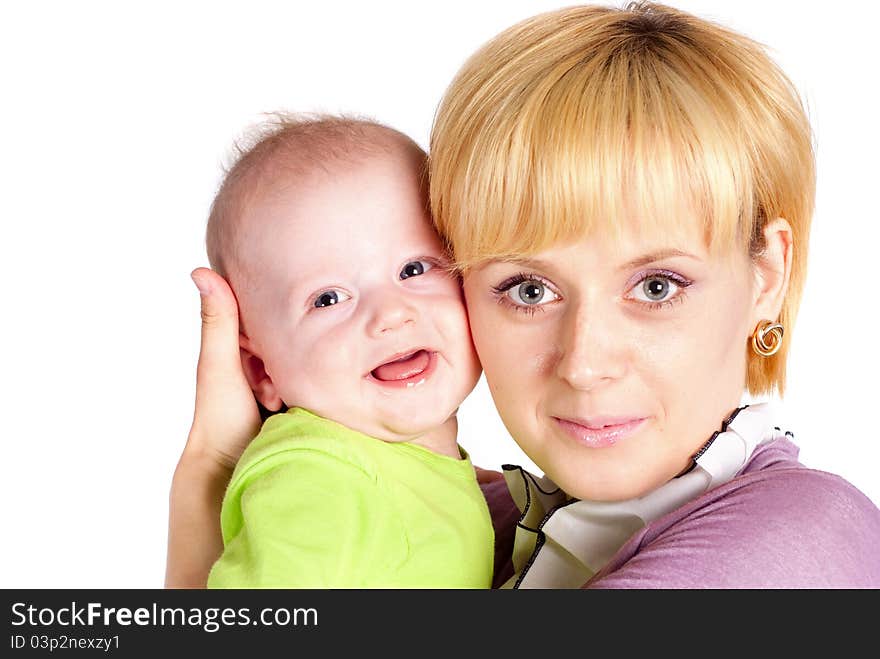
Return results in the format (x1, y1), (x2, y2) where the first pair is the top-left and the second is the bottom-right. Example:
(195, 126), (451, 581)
(235, 151), (481, 444)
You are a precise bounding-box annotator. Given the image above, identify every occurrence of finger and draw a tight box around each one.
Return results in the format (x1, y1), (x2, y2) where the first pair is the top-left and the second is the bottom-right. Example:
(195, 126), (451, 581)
(474, 467), (505, 484)
(191, 267), (242, 377)
(188, 267), (260, 466)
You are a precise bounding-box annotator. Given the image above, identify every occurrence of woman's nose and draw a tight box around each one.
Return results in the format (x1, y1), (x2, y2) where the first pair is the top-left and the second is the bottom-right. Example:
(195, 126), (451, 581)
(554, 305), (626, 391)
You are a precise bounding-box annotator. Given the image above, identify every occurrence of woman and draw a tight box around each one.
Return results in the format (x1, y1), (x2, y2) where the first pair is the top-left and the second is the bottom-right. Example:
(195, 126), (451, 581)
(167, 2), (880, 588)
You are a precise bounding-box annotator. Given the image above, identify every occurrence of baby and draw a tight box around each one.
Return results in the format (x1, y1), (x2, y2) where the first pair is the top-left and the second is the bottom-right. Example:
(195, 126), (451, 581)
(203, 115), (493, 588)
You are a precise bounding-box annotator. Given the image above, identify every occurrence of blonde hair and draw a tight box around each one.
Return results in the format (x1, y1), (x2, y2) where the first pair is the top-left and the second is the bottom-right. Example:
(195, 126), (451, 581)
(429, 1), (815, 396)
(206, 113), (425, 284)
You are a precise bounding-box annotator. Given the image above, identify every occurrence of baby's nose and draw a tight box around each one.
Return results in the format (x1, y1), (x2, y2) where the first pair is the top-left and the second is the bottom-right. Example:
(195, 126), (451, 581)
(366, 296), (418, 336)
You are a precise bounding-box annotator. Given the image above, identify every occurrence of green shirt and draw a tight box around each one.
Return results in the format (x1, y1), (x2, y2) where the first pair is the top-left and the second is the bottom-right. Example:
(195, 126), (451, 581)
(208, 407), (494, 588)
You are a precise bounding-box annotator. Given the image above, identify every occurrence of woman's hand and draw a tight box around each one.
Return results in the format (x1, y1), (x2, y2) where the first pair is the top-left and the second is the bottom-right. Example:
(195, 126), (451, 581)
(475, 466), (505, 485)
(165, 267), (260, 588)
(186, 267), (261, 468)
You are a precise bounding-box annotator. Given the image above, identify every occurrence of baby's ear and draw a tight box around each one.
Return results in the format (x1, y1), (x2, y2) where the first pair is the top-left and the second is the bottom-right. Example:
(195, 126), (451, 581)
(239, 334), (285, 412)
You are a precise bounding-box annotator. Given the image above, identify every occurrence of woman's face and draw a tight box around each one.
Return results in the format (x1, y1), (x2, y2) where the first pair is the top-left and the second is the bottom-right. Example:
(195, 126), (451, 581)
(463, 217), (774, 501)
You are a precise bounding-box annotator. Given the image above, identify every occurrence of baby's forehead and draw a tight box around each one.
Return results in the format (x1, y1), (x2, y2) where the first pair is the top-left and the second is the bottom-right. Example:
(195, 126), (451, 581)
(245, 143), (424, 223)
(235, 152), (433, 269)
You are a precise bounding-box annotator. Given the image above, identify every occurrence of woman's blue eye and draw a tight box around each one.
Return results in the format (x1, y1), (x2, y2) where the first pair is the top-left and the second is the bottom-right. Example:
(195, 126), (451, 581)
(506, 279), (557, 306)
(313, 289), (351, 308)
(628, 274), (684, 304)
(643, 277), (670, 300)
(400, 260), (433, 279)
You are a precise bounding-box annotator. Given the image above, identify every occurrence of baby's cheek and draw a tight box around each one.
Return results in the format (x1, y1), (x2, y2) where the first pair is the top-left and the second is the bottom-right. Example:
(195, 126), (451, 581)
(270, 340), (329, 398)
(428, 286), (469, 325)
(431, 273), (468, 300)
(277, 354), (343, 414)
(300, 336), (357, 378)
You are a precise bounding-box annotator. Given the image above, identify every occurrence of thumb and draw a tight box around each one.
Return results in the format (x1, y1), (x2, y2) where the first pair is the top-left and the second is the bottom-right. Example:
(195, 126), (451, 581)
(191, 267), (244, 380)
(188, 267), (261, 466)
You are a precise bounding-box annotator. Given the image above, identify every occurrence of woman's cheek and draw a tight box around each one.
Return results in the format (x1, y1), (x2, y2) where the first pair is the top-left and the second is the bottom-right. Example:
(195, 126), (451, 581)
(483, 325), (547, 423)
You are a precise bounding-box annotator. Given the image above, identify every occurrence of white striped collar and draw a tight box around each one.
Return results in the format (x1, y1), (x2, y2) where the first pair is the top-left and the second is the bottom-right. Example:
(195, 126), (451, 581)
(502, 403), (787, 589)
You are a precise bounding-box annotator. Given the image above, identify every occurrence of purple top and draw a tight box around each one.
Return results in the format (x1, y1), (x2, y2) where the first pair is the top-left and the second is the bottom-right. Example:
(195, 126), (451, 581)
(481, 438), (880, 588)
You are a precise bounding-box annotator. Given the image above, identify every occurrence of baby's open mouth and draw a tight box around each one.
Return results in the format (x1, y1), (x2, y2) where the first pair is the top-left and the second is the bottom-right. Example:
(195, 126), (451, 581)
(371, 349), (432, 382)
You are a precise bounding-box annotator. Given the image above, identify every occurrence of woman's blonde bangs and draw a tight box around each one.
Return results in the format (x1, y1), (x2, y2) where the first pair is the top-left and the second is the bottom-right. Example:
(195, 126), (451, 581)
(434, 58), (755, 272)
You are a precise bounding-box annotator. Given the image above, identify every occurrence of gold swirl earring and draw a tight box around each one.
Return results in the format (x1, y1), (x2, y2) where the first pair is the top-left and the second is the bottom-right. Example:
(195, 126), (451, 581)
(751, 320), (784, 357)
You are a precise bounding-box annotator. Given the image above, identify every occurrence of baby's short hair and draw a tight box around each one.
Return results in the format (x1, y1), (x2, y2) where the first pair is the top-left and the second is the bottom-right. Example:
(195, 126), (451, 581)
(206, 113), (426, 284)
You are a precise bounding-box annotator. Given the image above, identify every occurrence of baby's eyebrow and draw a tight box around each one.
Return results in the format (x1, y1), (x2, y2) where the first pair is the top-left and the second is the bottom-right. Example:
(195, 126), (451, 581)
(284, 277), (326, 301)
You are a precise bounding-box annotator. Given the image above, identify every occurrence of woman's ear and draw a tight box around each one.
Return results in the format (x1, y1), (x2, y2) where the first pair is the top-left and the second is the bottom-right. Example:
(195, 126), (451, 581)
(239, 334), (285, 412)
(751, 217), (794, 324)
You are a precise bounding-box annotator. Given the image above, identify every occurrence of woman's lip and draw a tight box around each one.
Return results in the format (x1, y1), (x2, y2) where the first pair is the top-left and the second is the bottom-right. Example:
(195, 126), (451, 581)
(553, 416), (647, 448)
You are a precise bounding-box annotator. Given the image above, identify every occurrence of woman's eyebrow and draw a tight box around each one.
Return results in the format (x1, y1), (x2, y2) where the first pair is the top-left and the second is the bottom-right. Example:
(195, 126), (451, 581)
(620, 249), (699, 270)
(498, 256), (555, 270)
(492, 249), (699, 272)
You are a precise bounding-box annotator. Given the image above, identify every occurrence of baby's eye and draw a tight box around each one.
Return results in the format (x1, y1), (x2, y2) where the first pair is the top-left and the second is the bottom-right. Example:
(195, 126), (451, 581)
(399, 260), (433, 280)
(313, 289), (351, 308)
(505, 279), (558, 306)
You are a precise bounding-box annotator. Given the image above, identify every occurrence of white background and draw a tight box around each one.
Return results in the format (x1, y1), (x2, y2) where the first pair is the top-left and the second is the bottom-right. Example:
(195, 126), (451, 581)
(2, 1), (878, 588)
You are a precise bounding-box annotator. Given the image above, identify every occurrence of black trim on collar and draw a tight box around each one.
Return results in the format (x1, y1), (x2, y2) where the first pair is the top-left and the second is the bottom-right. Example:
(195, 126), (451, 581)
(679, 404), (750, 477)
(504, 465), (583, 589)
